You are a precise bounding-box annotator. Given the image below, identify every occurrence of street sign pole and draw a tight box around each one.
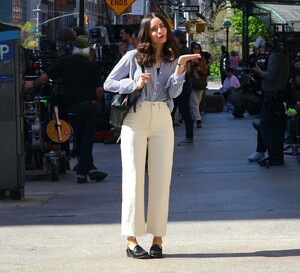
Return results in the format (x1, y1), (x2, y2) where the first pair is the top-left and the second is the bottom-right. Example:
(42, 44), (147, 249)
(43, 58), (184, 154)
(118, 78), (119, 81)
(146, 0), (150, 14)
(33, 3), (41, 51)
(184, 7), (191, 45)
(169, 4), (180, 29)
(174, 8), (179, 29)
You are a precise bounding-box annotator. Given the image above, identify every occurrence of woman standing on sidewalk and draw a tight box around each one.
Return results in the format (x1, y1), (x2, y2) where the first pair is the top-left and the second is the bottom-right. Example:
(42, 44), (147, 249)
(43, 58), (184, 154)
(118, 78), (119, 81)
(104, 12), (201, 259)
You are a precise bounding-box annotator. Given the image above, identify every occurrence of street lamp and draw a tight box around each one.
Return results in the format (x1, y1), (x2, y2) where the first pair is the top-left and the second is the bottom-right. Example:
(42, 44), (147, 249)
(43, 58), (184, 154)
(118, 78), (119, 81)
(223, 20), (231, 52)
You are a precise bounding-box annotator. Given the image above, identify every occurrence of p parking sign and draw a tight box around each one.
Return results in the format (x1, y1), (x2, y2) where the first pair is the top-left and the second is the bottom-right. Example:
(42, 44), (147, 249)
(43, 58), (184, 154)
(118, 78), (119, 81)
(0, 42), (13, 62)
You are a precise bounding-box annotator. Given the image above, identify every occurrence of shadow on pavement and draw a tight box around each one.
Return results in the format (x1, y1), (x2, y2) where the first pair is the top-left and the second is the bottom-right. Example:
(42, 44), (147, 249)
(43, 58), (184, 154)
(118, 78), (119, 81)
(167, 248), (300, 258)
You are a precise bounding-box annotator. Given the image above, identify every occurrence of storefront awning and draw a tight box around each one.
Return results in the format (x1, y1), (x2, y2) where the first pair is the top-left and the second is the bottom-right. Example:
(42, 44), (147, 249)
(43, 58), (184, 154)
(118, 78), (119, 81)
(231, 1), (300, 31)
(250, 4), (300, 31)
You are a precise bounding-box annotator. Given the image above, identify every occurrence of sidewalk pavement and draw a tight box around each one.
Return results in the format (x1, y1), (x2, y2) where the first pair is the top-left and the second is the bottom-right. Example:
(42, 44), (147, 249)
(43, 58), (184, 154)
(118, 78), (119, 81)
(1, 88), (300, 273)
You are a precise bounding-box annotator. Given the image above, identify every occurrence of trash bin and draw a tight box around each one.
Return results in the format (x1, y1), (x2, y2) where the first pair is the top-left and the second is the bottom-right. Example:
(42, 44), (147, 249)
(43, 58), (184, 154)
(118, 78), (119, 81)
(0, 23), (25, 200)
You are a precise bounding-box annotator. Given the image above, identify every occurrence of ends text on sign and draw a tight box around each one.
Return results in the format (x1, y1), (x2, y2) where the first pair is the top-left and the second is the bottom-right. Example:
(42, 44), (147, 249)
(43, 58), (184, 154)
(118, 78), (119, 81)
(110, 0), (128, 4)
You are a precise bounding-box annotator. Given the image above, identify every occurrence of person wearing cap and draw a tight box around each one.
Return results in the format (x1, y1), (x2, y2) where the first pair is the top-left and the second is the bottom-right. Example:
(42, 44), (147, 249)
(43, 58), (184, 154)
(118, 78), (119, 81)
(172, 29), (194, 145)
(24, 35), (108, 183)
(53, 27), (77, 170)
(247, 39), (270, 163)
(247, 38), (267, 69)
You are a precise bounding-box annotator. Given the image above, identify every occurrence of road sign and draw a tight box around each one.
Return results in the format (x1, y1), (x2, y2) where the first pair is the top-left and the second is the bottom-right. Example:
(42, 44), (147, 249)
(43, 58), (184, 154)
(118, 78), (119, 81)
(0, 43), (11, 61)
(169, 5), (179, 11)
(169, 5), (200, 13)
(180, 5), (199, 12)
(105, 0), (136, 16)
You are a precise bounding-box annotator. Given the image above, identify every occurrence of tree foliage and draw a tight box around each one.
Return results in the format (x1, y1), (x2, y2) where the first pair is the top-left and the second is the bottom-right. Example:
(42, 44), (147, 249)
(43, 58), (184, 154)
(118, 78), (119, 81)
(21, 21), (37, 49)
(230, 9), (271, 42)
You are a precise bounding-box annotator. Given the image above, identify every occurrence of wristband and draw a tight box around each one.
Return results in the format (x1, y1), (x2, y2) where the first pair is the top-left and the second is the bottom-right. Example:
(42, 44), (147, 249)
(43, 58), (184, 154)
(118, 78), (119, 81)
(177, 63), (185, 68)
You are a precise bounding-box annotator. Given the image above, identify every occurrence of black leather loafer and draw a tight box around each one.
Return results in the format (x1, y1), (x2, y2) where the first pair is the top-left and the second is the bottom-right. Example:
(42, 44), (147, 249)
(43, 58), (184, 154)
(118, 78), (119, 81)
(149, 244), (163, 258)
(88, 171), (107, 182)
(126, 245), (149, 259)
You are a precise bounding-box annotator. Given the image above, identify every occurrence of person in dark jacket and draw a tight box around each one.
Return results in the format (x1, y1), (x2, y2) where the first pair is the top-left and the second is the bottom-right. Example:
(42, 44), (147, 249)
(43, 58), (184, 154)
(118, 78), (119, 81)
(172, 29), (194, 145)
(253, 38), (290, 166)
(25, 35), (107, 183)
(219, 45), (230, 84)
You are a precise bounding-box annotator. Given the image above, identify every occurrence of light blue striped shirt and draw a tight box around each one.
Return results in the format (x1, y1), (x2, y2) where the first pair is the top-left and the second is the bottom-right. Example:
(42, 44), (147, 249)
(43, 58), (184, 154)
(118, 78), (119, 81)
(103, 49), (185, 111)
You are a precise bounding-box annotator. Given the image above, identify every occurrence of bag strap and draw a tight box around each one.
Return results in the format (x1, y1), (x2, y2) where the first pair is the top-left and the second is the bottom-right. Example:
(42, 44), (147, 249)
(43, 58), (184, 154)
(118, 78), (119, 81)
(132, 65), (145, 112)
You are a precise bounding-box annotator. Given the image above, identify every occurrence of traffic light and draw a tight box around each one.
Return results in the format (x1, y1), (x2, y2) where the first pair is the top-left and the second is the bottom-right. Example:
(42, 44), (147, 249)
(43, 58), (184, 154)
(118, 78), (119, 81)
(85, 16), (89, 25)
(166, 18), (174, 30)
(194, 22), (206, 33)
(184, 21), (206, 34)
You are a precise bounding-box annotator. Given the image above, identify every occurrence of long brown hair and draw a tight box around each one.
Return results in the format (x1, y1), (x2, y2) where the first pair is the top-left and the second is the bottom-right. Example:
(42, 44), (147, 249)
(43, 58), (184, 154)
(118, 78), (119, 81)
(136, 12), (178, 67)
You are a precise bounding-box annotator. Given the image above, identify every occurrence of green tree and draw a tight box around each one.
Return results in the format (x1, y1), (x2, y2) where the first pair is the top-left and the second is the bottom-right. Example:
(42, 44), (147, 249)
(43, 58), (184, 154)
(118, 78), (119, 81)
(208, 61), (221, 82)
(230, 9), (271, 43)
(21, 21), (39, 49)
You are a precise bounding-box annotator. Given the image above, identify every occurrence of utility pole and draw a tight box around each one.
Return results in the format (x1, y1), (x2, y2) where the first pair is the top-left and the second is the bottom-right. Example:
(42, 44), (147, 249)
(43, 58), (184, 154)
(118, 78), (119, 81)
(33, 1), (41, 51)
(79, 0), (84, 29)
(182, 0), (190, 45)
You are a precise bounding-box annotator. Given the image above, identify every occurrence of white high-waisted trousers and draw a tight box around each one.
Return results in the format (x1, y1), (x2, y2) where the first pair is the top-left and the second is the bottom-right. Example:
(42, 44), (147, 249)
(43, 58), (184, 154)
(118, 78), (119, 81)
(120, 101), (174, 237)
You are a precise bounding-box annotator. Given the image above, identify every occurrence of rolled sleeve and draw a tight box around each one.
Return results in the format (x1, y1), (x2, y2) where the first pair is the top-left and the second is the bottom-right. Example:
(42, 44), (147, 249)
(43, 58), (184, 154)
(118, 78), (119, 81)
(168, 72), (186, 98)
(104, 50), (138, 94)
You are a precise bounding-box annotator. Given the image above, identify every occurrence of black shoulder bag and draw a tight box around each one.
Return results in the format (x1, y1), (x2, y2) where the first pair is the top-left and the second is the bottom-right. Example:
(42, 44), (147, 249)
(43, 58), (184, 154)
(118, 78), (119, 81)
(109, 66), (145, 128)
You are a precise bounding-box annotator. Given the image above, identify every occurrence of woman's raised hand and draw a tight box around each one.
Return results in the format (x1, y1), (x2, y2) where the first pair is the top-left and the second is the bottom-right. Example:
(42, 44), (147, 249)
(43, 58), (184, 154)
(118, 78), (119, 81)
(178, 54), (201, 66)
